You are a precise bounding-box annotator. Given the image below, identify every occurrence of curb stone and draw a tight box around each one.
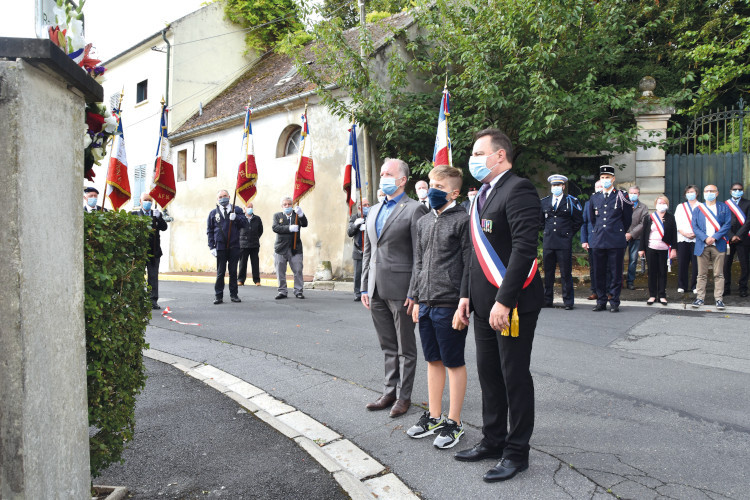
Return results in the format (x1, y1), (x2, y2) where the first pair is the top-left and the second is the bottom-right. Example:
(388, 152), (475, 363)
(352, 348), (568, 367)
(143, 349), (417, 499)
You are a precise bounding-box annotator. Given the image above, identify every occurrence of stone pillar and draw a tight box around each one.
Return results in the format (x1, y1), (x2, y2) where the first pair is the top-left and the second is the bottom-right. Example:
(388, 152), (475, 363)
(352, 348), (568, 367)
(633, 76), (675, 208)
(0, 39), (102, 498)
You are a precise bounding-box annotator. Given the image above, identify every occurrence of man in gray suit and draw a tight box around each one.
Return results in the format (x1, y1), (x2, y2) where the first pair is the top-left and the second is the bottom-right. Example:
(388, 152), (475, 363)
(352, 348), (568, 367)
(361, 158), (429, 418)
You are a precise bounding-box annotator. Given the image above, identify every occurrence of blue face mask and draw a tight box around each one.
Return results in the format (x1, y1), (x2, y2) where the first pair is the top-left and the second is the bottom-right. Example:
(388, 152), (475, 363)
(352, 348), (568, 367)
(731, 190), (743, 199)
(363, 207), (370, 216)
(704, 192), (717, 202)
(551, 186), (563, 197)
(427, 187), (450, 209)
(468, 155), (492, 182)
(380, 177), (398, 196)
(142, 201), (152, 211)
(601, 179), (613, 190)
(219, 197), (230, 207)
(685, 192), (697, 201)
(246, 208), (253, 216)
(283, 206), (293, 215)
(629, 194), (639, 203)
(87, 197), (97, 207)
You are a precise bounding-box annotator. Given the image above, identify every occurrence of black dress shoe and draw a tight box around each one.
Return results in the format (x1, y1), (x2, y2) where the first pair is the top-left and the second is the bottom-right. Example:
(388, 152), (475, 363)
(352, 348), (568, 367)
(295, 293), (305, 299)
(592, 304), (606, 312)
(610, 305), (620, 312)
(152, 303), (161, 310)
(275, 293), (287, 300)
(354, 296), (361, 302)
(483, 458), (529, 482)
(564, 305), (574, 310)
(454, 442), (505, 462)
(627, 283), (635, 290)
(230, 296), (241, 303)
(213, 297), (223, 305)
(543, 303), (554, 308)
(740, 291), (749, 297)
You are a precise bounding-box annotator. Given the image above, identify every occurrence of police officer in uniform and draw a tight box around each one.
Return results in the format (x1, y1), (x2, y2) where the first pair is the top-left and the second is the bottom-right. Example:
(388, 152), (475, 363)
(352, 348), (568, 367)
(540, 174), (583, 310)
(588, 165), (633, 312)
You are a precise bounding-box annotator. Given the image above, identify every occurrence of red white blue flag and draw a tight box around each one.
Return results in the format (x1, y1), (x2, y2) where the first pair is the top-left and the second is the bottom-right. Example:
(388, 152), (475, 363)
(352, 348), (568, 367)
(433, 85), (452, 166)
(105, 110), (131, 211)
(293, 110), (315, 204)
(149, 103), (176, 208)
(236, 105), (258, 204)
(469, 197), (537, 290)
(343, 123), (361, 215)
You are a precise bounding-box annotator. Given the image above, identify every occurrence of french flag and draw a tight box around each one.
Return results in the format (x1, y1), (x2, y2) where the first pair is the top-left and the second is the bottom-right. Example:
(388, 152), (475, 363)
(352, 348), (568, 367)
(105, 115), (131, 211)
(433, 85), (452, 166)
(343, 123), (361, 215)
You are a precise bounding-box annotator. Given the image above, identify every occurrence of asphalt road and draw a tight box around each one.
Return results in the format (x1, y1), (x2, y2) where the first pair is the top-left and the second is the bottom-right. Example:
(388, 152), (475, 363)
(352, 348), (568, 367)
(95, 357), (349, 500)
(136, 281), (749, 499)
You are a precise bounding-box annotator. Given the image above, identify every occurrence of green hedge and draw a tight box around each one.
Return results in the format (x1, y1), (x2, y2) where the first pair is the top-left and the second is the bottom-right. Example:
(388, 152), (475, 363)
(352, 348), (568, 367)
(84, 211), (151, 477)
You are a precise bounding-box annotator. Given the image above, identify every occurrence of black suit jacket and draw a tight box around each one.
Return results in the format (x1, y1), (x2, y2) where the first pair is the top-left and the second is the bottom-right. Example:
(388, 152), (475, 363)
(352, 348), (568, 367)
(639, 211), (677, 251)
(272, 211), (308, 255)
(727, 198), (750, 247)
(131, 209), (168, 260)
(461, 171), (544, 318)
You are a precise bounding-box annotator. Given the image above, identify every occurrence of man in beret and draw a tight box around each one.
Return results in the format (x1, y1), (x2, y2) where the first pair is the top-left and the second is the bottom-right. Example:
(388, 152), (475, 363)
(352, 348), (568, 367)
(540, 174), (583, 309)
(588, 165), (633, 312)
(83, 187), (108, 213)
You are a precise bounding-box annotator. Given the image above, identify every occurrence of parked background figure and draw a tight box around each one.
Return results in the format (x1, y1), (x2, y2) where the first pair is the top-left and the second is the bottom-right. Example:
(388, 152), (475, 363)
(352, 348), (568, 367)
(238, 202), (263, 287)
(625, 186), (648, 290)
(347, 198), (370, 302)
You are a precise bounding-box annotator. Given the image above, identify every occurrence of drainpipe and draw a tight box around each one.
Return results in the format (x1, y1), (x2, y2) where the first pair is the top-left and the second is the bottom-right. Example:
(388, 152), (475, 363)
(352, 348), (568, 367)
(162, 28), (171, 108)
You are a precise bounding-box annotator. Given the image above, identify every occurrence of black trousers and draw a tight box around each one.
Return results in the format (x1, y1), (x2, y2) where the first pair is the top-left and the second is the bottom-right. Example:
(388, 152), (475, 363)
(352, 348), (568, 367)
(215, 248), (241, 298)
(593, 247), (625, 307)
(473, 309), (539, 462)
(543, 246), (574, 306)
(587, 249), (596, 294)
(238, 247), (260, 284)
(147, 257), (160, 305)
(353, 258), (362, 296)
(646, 248), (668, 299)
(724, 244), (749, 294)
(677, 241), (698, 291)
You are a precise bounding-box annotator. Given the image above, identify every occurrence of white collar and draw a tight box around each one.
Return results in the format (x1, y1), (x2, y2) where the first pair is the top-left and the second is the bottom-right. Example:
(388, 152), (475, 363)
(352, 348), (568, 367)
(603, 187), (615, 196)
(432, 200), (457, 215)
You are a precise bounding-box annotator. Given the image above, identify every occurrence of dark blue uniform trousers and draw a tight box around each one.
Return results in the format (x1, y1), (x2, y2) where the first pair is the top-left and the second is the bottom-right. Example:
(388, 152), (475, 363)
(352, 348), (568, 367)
(543, 246), (574, 306)
(593, 247), (626, 307)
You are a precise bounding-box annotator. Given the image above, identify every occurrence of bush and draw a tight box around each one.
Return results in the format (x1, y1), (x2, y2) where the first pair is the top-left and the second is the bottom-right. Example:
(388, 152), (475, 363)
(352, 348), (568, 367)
(84, 211), (151, 477)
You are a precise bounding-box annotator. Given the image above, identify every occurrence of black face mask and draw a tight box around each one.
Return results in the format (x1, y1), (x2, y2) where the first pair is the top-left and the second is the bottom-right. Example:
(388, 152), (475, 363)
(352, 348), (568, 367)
(427, 187), (450, 209)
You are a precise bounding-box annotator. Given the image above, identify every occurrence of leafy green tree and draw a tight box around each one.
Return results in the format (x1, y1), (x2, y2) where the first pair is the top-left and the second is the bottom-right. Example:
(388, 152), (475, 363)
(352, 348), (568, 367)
(224, 0), (304, 50)
(319, 0), (412, 30)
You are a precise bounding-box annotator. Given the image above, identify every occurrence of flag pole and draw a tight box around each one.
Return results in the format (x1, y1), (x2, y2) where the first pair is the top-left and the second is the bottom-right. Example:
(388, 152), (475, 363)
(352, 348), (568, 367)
(101, 87), (124, 210)
(228, 97), (252, 245)
(293, 102), (308, 251)
(353, 119), (365, 249)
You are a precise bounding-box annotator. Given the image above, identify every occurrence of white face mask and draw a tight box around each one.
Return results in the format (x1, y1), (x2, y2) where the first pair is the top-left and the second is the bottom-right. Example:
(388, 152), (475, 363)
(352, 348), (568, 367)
(656, 203), (669, 213)
(416, 188), (428, 199)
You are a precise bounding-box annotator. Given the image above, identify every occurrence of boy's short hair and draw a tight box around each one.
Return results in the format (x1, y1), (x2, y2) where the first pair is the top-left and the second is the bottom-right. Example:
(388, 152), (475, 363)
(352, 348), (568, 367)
(429, 165), (463, 191)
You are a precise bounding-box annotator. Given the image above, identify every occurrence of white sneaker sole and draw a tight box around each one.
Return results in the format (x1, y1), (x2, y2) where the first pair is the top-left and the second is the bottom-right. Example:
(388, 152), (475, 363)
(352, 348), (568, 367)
(434, 431), (464, 449)
(407, 426), (444, 439)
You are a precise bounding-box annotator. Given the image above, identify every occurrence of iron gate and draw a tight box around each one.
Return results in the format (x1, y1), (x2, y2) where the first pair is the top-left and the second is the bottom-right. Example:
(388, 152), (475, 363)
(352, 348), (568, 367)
(665, 98), (749, 205)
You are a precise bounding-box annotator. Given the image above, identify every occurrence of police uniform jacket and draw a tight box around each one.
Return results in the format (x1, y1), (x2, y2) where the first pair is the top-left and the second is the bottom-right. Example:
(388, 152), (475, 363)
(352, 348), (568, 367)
(207, 205), (249, 251)
(588, 189), (633, 249)
(347, 213), (367, 260)
(726, 198), (750, 247)
(131, 208), (168, 260)
(239, 215), (264, 249)
(540, 194), (583, 250)
(272, 211), (308, 255)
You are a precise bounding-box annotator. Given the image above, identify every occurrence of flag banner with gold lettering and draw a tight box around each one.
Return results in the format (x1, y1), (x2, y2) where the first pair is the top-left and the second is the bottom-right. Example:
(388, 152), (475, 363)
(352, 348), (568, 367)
(293, 110), (315, 204)
(105, 115), (131, 211)
(236, 105), (258, 204)
(149, 103), (176, 208)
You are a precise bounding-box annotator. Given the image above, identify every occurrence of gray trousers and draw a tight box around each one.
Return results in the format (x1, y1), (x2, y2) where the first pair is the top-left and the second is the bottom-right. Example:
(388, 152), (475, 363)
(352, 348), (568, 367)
(369, 290), (417, 400)
(275, 250), (304, 296)
(147, 257), (160, 305)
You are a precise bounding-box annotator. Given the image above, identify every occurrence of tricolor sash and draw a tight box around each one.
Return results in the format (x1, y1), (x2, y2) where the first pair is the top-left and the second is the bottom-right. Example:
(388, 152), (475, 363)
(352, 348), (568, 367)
(651, 212), (671, 270)
(698, 203), (722, 232)
(726, 200), (749, 236)
(681, 202), (693, 223)
(470, 197), (537, 290)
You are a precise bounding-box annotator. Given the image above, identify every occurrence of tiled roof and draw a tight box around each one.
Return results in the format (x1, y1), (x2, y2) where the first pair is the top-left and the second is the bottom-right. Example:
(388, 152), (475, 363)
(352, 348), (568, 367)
(172, 12), (414, 138)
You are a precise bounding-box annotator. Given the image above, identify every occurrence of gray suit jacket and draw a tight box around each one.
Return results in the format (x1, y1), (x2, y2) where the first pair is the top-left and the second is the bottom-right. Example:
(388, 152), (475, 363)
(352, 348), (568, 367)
(362, 195), (428, 300)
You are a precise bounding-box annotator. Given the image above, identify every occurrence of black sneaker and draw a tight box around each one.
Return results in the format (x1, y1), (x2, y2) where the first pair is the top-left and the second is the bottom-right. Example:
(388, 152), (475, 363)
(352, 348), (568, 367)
(433, 418), (464, 449)
(213, 297), (223, 305)
(230, 296), (241, 303)
(716, 300), (726, 311)
(406, 411), (445, 438)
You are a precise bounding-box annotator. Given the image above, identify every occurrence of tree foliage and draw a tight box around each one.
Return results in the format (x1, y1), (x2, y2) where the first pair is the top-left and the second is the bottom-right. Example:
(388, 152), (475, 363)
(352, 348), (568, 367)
(319, 0), (412, 30)
(224, 0), (304, 50)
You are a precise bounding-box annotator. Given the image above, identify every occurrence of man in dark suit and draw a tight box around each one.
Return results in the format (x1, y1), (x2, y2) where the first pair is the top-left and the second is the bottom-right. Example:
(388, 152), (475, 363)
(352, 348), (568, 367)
(207, 189), (249, 304)
(83, 187), (108, 213)
(454, 129), (544, 483)
(588, 165), (633, 312)
(723, 182), (750, 297)
(238, 202), (264, 287)
(581, 180), (603, 300)
(132, 193), (168, 309)
(347, 198), (370, 301)
(361, 159), (429, 418)
(272, 196), (308, 299)
(540, 174), (582, 309)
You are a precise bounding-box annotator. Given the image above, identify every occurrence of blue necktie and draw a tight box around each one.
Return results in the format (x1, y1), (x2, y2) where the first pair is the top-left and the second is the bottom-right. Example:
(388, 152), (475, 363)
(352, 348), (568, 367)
(553, 199), (558, 211)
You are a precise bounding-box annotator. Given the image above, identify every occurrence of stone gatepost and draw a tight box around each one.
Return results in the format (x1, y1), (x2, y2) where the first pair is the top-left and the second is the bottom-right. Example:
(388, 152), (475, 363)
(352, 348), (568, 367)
(633, 76), (675, 208)
(0, 39), (102, 498)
